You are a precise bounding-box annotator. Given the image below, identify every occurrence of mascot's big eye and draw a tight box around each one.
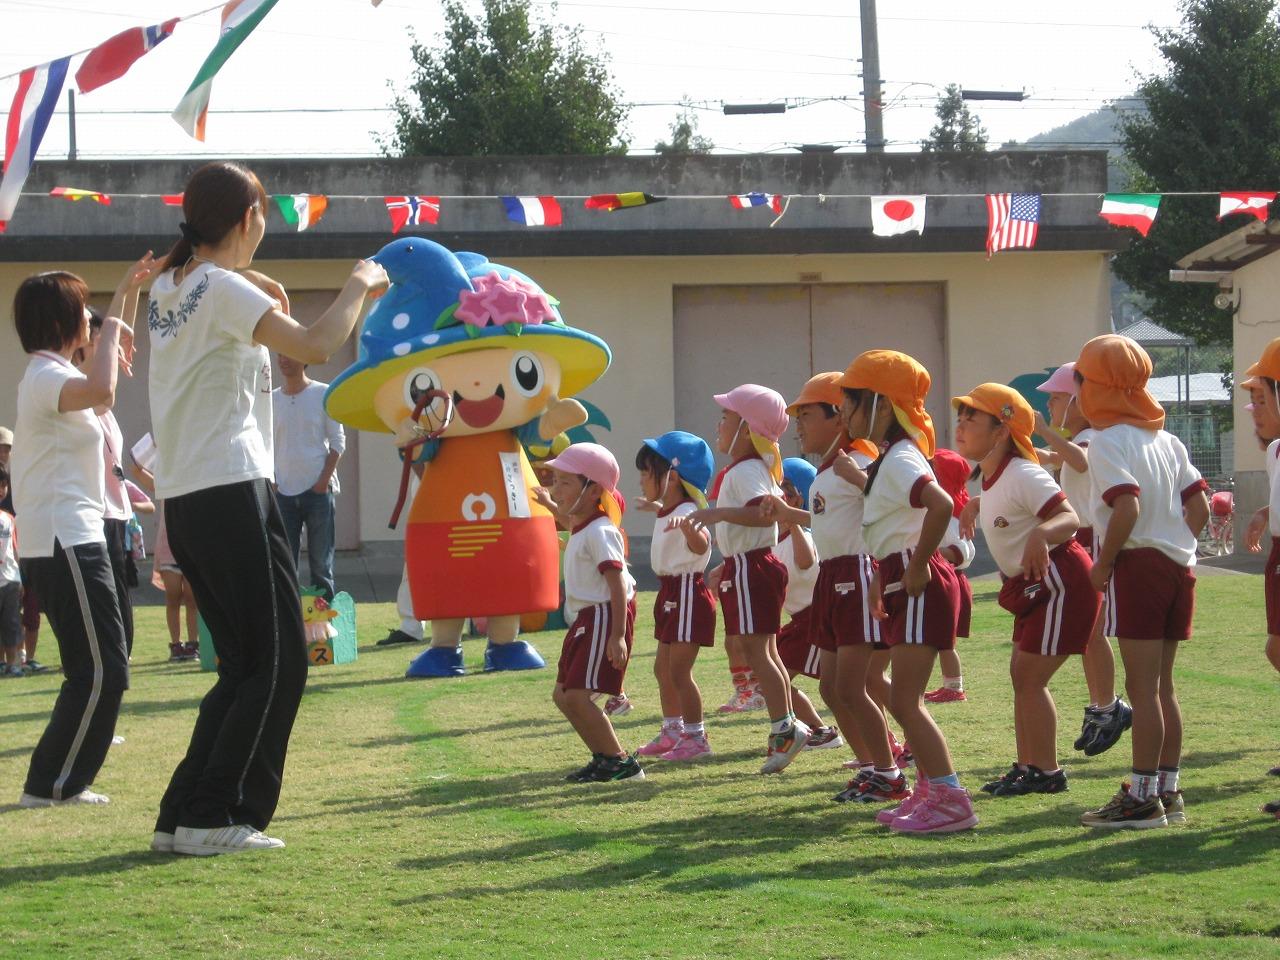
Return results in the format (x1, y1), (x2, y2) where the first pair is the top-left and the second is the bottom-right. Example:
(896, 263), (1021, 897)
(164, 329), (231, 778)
(510, 352), (544, 397)
(403, 367), (441, 410)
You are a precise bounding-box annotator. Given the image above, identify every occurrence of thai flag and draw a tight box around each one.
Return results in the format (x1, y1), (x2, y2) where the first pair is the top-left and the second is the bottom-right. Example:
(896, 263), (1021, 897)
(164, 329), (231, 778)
(76, 19), (179, 94)
(0, 58), (71, 233)
(729, 193), (782, 214)
(502, 195), (562, 227)
(385, 195), (441, 233)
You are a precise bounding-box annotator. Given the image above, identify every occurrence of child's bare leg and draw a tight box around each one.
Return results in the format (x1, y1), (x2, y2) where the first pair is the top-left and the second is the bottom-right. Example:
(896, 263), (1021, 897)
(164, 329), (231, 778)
(818, 649), (869, 759)
(553, 685), (625, 755)
(888, 645), (955, 779)
(836, 645), (894, 768)
(182, 578), (198, 645)
(1082, 614), (1117, 706)
(668, 642), (703, 725)
(1117, 638), (1166, 772)
(738, 634), (792, 717)
(160, 569), (184, 646)
(1157, 639), (1182, 769)
(1011, 648), (1069, 770)
(788, 675), (825, 729)
(654, 642), (679, 718)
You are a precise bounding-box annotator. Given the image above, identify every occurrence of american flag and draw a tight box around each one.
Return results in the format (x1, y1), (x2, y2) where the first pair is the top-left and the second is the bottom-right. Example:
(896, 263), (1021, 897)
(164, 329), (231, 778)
(385, 195), (440, 234)
(985, 193), (1040, 257)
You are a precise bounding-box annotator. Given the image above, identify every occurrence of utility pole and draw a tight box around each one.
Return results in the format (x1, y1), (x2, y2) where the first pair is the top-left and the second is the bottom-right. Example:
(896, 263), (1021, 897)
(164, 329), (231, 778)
(859, 0), (885, 152)
(67, 89), (77, 161)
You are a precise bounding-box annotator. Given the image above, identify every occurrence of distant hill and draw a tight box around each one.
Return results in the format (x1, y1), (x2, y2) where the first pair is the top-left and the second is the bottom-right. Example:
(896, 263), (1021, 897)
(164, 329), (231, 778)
(1002, 98), (1146, 191)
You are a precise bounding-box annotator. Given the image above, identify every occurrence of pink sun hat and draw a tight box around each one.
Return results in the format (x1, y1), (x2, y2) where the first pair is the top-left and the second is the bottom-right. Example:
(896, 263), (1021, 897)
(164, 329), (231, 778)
(543, 442), (620, 492)
(1036, 362), (1078, 396)
(713, 383), (789, 442)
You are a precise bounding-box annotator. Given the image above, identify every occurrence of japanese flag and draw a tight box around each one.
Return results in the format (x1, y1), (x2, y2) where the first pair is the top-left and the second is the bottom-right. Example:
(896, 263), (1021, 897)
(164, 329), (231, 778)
(870, 195), (926, 236)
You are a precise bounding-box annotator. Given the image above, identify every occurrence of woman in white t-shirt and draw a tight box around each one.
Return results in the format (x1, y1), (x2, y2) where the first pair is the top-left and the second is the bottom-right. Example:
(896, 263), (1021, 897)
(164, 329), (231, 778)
(147, 161), (387, 857)
(11, 271), (133, 808)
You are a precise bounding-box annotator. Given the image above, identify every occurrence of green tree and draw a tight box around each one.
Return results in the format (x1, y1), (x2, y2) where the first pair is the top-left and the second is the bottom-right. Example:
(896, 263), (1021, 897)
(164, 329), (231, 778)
(384, 0), (627, 156)
(1115, 0), (1280, 343)
(921, 84), (988, 152)
(654, 106), (714, 155)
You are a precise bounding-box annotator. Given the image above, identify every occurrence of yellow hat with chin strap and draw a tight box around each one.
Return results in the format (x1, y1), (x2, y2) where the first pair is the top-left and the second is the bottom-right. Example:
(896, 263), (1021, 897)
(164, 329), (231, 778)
(952, 383), (1039, 464)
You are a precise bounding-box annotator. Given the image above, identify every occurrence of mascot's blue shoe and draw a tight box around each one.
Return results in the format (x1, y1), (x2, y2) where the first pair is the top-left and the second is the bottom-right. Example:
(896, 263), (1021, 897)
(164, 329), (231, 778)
(405, 645), (466, 678)
(483, 639), (546, 672)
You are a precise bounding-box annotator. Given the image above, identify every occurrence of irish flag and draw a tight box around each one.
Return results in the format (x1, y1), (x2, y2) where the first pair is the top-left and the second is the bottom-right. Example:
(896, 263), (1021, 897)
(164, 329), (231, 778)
(1098, 193), (1161, 236)
(274, 194), (328, 231)
(172, 0), (279, 141)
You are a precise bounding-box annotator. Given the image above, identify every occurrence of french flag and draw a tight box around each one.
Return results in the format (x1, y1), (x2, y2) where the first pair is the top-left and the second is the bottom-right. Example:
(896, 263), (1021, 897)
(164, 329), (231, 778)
(0, 58), (71, 233)
(76, 19), (180, 94)
(501, 195), (562, 227)
(728, 193), (782, 214)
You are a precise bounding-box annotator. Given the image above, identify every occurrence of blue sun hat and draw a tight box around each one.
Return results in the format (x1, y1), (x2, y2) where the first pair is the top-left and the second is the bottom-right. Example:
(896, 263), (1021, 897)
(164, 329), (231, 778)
(781, 457), (817, 510)
(325, 237), (611, 432)
(641, 431), (715, 507)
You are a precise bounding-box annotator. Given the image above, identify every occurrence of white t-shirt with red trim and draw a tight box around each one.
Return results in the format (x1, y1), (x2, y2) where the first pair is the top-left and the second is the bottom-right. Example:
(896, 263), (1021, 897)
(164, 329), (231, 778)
(564, 515), (636, 618)
(1058, 426), (1096, 531)
(862, 439), (936, 560)
(1266, 439), (1280, 536)
(809, 446), (874, 560)
(713, 454), (781, 558)
(978, 454), (1069, 578)
(147, 263), (277, 500)
(650, 501), (710, 577)
(771, 527), (819, 615)
(0, 511), (18, 584)
(12, 352), (107, 557)
(1088, 424), (1207, 567)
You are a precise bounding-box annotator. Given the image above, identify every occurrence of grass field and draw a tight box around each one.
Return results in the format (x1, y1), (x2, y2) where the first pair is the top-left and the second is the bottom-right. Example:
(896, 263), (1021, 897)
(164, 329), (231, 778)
(3, 575), (1280, 960)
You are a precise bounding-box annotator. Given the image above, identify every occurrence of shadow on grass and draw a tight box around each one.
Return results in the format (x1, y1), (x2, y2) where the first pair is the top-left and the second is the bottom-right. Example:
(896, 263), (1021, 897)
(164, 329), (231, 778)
(0, 849), (167, 888)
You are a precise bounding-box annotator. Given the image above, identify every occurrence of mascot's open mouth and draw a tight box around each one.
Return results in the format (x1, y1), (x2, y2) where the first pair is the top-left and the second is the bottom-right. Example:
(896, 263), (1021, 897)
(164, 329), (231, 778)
(453, 384), (505, 428)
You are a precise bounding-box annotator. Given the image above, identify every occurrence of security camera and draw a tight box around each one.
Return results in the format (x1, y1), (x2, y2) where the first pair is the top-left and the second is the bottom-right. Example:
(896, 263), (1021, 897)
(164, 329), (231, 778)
(1214, 291), (1234, 310)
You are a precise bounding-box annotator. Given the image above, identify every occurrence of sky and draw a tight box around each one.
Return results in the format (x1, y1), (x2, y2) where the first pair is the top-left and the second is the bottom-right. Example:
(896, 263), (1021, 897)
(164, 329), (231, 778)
(0, 0), (1190, 161)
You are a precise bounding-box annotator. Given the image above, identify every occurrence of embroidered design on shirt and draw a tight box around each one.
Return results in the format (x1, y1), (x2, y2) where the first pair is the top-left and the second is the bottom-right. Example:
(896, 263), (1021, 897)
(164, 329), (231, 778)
(994, 516), (1010, 528)
(812, 492), (826, 515)
(148, 275), (210, 339)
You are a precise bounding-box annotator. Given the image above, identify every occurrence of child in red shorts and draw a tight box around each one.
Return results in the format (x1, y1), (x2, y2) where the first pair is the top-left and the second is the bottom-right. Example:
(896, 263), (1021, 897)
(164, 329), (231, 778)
(1237, 338), (1280, 818)
(539, 443), (643, 784)
(633, 431), (717, 763)
(838, 350), (977, 834)
(953, 383), (1096, 798)
(689, 384), (810, 774)
(771, 457), (842, 750)
(924, 448), (976, 704)
(1075, 336), (1209, 829)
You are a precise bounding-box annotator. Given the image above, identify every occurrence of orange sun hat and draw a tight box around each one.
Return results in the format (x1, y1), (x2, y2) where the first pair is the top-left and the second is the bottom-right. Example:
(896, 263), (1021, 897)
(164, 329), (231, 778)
(787, 372), (878, 459)
(1240, 337), (1280, 391)
(1075, 334), (1165, 431)
(952, 383), (1039, 463)
(838, 349), (936, 458)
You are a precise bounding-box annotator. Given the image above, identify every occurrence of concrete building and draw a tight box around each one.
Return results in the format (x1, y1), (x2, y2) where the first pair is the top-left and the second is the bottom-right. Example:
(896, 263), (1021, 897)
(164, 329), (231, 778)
(0, 152), (1118, 572)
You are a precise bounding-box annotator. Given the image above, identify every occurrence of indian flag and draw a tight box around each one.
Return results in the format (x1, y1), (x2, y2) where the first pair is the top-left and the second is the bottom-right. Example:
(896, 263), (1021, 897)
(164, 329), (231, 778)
(172, 0), (280, 141)
(274, 194), (328, 232)
(1098, 193), (1161, 237)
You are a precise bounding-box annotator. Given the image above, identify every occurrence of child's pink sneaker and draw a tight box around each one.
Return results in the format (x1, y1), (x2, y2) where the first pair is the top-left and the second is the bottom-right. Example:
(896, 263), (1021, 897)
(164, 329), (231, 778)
(717, 686), (765, 713)
(890, 782), (978, 834)
(660, 733), (712, 762)
(636, 727), (681, 757)
(876, 776), (928, 825)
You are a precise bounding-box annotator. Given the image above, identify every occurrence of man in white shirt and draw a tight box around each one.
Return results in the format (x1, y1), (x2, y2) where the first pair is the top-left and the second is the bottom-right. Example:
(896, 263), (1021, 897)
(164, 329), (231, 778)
(272, 354), (345, 599)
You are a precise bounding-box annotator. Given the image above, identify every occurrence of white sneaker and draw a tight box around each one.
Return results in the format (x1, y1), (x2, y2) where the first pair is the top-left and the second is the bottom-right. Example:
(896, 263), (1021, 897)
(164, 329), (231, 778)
(151, 831), (175, 853)
(111, 735), (125, 745)
(173, 824), (285, 856)
(19, 789), (111, 807)
(760, 720), (811, 774)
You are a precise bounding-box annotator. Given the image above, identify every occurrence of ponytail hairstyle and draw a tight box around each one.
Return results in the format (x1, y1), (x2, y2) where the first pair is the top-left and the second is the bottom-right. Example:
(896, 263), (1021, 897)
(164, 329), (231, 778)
(13, 271), (90, 353)
(162, 161), (268, 271)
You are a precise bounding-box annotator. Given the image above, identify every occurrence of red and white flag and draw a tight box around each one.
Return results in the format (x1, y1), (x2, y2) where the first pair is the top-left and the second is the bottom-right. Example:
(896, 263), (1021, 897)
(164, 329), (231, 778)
(985, 193), (1041, 258)
(385, 195), (440, 233)
(870, 195), (926, 236)
(76, 18), (179, 94)
(1218, 192), (1275, 222)
(1, 58), (71, 233)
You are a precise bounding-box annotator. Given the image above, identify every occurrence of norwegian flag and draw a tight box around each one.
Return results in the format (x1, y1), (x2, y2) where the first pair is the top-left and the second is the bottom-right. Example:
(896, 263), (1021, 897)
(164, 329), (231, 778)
(985, 193), (1041, 257)
(728, 193), (782, 214)
(76, 19), (179, 94)
(385, 195), (440, 233)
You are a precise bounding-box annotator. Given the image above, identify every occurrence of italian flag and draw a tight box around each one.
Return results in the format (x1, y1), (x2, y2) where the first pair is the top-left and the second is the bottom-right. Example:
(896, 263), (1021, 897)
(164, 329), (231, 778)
(172, 0), (280, 141)
(274, 194), (328, 231)
(1098, 193), (1161, 236)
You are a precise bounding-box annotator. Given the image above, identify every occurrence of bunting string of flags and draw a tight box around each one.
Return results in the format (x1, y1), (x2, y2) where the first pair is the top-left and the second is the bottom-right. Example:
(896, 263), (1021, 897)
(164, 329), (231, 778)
(4, 186), (1279, 251)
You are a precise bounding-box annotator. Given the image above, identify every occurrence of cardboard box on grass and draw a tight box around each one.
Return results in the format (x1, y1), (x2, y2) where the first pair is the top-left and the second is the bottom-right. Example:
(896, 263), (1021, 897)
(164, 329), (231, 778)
(197, 590), (358, 671)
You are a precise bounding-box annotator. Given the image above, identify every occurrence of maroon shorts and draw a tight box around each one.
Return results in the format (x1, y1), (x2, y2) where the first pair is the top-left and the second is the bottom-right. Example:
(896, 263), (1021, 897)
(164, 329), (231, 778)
(810, 554), (880, 649)
(719, 546), (787, 636)
(877, 550), (960, 651)
(1102, 547), (1195, 641)
(998, 540), (1098, 656)
(777, 606), (822, 679)
(955, 570), (973, 639)
(1075, 527), (1095, 554)
(20, 583), (39, 632)
(1267, 539), (1280, 637)
(654, 573), (716, 647)
(556, 598), (637, 695)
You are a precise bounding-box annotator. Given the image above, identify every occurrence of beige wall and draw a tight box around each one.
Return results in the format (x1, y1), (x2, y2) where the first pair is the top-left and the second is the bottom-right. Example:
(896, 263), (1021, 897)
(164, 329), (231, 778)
(1229, 254), (1280, 532)
(0, 250), (1111, 545)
